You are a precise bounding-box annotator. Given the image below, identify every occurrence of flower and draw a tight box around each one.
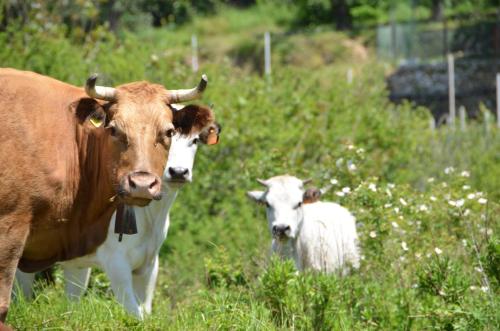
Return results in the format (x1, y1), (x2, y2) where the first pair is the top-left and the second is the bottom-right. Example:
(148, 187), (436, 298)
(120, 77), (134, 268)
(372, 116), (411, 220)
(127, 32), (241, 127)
(462, 185), (470, 190)
(391, 222), (399, 228)
(330, 178), (339, 185)
(369, 231), (377, 238)
(448, 199), (464, 207)
(430, 196), (437, 202)
(394, 207), (400, 214)
(335, 158), (344, 167)
(463, 209), (471, 216)
(467, 193), (476, 199)
(399, 198), (408, 206)
(401, 241), (409, 251)
(444, 167), (455, 174)
(418, 204), (428, 212)
(415, 252), (422, 259)
(342, 187), (351, 194)
(368, 183), (377, 192)
(461, 170), (470, 177)
(335, 191), (345, 197)
(427, 177), (435, 183)
(462, 239), (467, 247)
(478, 198), (488, 205)
(384, 203), (392, 208)
(434, 247), (443, 255)
(356, 148), (365, 154)
(388, 183), (395, 189)
(347, 144), (355, 150)
(481, 286), (489, 293)
(347, 161), (357, 172)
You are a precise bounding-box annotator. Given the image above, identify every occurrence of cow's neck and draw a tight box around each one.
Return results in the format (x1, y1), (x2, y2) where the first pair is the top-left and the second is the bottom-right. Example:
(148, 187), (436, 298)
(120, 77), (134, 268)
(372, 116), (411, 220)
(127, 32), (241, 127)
(134, 184), (179, 248)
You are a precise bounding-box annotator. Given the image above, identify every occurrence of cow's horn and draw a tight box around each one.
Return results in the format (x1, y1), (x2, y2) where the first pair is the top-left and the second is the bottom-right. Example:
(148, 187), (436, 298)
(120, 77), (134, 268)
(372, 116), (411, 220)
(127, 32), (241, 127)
(85, 73), (117, 101)
(168, 74), (208, 103)
(257, 179), (269, 187)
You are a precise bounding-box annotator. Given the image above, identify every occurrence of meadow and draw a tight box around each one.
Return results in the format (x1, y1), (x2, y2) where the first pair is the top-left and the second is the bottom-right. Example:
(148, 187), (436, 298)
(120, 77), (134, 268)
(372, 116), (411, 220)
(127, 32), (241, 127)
(2, 3), (499, 330)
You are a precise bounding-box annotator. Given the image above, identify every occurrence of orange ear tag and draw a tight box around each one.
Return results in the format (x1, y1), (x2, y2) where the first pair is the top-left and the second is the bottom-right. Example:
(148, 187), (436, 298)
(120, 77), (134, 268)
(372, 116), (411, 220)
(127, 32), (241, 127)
(206, 128), (219, 145)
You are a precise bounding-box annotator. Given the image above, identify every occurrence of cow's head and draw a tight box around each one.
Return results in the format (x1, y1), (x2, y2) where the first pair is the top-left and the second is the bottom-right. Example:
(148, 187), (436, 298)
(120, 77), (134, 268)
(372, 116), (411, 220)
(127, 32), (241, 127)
(83, 74), (213, 206)
(247, 175), (313, 241)
(164, 103), (221, 187)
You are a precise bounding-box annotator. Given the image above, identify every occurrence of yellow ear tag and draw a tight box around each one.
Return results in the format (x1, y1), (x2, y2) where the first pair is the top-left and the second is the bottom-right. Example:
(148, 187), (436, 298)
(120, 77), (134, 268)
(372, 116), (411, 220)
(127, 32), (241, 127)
(90, 117), (103, 128)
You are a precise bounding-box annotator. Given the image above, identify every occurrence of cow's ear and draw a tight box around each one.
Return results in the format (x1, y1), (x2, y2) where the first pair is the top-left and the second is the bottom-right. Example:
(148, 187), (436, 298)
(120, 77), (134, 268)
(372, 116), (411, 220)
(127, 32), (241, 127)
(172, 104), (214, 136)
(247, 190), (265, 204)
(73, 98), (107, 128)
(199, 122), (221, 145)
(303, 188), (321, 204)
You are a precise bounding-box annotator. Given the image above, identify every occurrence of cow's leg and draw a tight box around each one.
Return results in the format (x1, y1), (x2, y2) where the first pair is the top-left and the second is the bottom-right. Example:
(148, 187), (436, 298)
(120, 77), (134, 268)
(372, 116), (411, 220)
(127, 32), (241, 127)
(102, 256), (142, 319)
(132, 255), (159, 315)
(63, 266), (91, 300)
(13, 270), (35, 299)
(0, 215), (30, 322)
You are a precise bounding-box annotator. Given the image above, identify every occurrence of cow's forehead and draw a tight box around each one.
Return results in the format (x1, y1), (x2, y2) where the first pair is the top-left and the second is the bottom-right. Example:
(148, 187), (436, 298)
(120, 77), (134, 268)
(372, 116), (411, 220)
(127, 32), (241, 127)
(265, 175), (304, 204)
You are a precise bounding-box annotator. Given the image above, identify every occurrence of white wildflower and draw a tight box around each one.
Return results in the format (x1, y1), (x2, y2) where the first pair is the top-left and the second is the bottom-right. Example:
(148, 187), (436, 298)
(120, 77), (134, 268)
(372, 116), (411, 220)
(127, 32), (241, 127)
(356, 148), (365, 154)
(347, 144), (355, 150)
(335, 191), (345, 197)
(399, 198), (408, 206)
(469, 286), (477, 291)
(448, 200), (457, 207)
(369, 231), (377, 238)
(391, 222), (399, 228)
(385, 189), (392, 197)
(398, 215), (404, 220)
(427, 177), (435, 183)
(394, 207), (400, 214)
(434, 247), (443, 255)
(388, 183), (395, 189)
(415, 252), (422, 259)
(467, 193), (476, 200)
(368, 183), (377, 192)
(442, 182), (448, 188)
(478, 198), (487, 205)
(401, 241), (409, 251)
(342, 187), (351, 194)
(463, 209), (471, 216)
(475, 266), (483, 273)
(460, 170), (470, 177)
(347, 161), (357, 172)
(462, 185), (470, 190)
(335, 158), (344, 167)
(384, 203), (392, 208)
(330, 178), (339, 185)
(419, 204), (428, 212)
(438, 290), (446, 296)
(456, 199), (464, 207)
(444, 167), (455, 174)
(430, 196), (437, 202)
(481, 286), (489, 293)
(150, 54), (159, 62)
(462, 239), (467, 247)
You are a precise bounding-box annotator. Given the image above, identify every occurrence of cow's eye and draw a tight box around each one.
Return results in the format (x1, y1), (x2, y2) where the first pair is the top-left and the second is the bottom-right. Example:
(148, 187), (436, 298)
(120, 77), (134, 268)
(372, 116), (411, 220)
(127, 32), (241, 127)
(165, 129), (175, 138)
(294, 202), (302, 209)
(192, 138), (199, 145)
(265, 201), (271, 208)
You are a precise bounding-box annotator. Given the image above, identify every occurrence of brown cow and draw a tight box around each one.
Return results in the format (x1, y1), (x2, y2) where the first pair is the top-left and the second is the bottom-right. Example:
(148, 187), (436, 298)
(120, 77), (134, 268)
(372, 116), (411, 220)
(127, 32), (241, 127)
(0, 68), (214, 322)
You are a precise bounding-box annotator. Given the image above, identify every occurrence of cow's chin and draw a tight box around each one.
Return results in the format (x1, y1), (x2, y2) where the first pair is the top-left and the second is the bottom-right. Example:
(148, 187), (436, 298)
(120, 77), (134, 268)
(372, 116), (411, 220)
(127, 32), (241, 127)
(123, 197), (153, 207)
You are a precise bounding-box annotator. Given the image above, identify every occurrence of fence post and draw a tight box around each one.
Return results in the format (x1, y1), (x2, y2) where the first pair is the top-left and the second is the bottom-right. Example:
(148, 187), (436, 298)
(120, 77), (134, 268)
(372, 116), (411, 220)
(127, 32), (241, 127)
(447, 54), (456, 127)
(264, 32), (271, 76)
(191, 34), (198, 73)
(497, 73), (500, 128)
(347, 68), (353, 84)
(459, 106), (466, 131)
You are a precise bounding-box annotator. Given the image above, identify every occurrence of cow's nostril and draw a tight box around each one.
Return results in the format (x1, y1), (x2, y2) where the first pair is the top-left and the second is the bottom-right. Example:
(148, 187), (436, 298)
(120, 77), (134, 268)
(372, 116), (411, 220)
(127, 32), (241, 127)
(284, 225), (291, 231)
(128, 176), (136, 189)
(149, 177), (159, 189)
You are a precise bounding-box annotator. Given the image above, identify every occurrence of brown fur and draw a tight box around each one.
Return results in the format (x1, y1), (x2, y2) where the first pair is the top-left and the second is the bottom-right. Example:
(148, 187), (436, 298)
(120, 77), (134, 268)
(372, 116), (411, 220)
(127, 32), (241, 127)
(172, 104), (214, 135)
(303, 188), (322, 204)
(0, 68), (213, 322)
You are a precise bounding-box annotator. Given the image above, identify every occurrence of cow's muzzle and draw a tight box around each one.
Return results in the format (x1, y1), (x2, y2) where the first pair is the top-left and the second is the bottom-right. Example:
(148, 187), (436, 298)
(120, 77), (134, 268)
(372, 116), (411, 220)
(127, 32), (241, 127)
(120, 171), (162, 203)
(272, 224), (291, 240)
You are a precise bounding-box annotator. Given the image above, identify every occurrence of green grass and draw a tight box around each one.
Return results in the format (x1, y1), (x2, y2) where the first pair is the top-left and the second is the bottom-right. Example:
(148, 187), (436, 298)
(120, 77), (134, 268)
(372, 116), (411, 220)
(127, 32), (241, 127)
(3, 3), (500, 330)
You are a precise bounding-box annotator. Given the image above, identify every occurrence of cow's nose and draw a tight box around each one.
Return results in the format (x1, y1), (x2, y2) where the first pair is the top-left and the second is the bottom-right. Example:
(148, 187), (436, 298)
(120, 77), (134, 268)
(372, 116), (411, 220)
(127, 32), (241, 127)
(127, 171), (161, 200)
(168, 167), (189, 180)
(272, 225), (291, 237)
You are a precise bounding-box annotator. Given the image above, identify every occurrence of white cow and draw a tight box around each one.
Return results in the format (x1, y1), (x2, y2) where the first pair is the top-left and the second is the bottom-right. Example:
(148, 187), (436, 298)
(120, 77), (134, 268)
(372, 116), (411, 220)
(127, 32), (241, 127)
(247, 175), (360, 274)
(16, 121), (221, 319)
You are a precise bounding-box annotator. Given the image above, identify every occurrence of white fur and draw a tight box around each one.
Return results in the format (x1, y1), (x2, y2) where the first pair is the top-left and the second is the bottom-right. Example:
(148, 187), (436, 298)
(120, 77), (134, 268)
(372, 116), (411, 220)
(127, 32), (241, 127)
(248, 175), (360, 274)
(16, 131), (203, 319)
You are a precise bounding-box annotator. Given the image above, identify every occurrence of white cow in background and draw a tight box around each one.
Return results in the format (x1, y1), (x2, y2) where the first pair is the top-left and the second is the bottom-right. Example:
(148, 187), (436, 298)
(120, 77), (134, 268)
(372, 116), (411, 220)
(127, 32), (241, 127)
(16, 118), (221, 319)
(247, 175), (360, 274)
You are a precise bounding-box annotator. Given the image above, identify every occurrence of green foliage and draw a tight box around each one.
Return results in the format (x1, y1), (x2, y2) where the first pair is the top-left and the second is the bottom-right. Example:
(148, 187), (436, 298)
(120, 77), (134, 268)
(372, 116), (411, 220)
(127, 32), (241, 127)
(3, 3), (500, 330)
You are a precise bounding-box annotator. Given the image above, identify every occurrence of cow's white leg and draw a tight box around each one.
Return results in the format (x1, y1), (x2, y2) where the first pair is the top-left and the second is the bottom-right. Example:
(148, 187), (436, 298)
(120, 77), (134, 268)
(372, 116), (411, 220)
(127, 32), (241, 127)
(13, 270), (35, 299)
(133, 255), (159, 315)
(63, 266), (91, 300)
(103, 257), (142, 319)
